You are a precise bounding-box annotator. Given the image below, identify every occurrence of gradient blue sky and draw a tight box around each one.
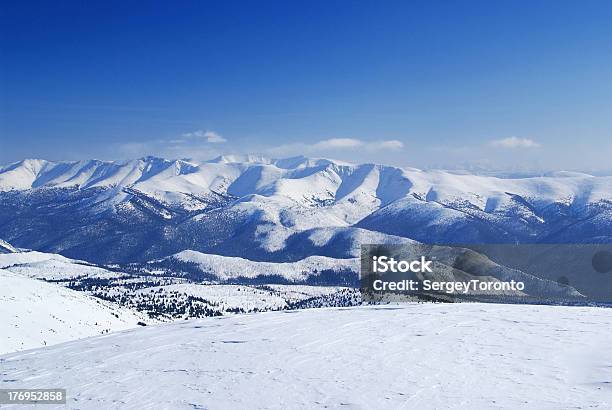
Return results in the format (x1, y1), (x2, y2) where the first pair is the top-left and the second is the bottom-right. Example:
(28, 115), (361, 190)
(1, 0), (612, 171)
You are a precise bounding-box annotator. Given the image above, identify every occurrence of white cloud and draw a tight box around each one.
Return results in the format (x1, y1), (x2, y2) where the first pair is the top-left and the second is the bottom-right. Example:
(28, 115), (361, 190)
(202, 131), (227, 143)
(312, 138), (364, 149)
(182, 131), (199, 138)
(379, 140), (404, 150)
(490, 136), (541, 149)
(115, 130), (227, 160)
(182, 130), (227, 143)
(267, 138), (404, 157)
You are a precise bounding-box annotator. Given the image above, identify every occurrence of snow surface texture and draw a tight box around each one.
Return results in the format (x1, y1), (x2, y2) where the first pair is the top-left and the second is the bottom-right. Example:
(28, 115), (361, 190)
(0, 268), (146, 354)
(1, 303), (611, 409)
(2, 156), (612, 264)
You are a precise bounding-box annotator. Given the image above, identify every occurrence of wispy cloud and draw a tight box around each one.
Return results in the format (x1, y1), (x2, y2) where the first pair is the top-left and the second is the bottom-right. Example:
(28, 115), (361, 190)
(182, 130), (227, 143)
(266, 138), (404, 156)
(379, 140), (404, 150)
(115, 129), (227, 160)
(312, 138), (364, 149)
(489, 136), (541, 149)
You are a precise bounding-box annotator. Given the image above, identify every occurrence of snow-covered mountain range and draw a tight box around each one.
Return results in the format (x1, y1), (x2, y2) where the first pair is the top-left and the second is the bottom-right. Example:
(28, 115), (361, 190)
(1, 154), (610, 354)
(1, 156), (611, 266)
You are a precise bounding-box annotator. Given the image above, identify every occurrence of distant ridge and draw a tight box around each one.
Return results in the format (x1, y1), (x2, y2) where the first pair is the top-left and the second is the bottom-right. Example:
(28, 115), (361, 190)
(1, 156), (612, 264)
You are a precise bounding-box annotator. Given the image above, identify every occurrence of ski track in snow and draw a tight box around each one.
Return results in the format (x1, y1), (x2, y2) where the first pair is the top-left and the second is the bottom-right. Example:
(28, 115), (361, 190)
(2, 303), (612, 409)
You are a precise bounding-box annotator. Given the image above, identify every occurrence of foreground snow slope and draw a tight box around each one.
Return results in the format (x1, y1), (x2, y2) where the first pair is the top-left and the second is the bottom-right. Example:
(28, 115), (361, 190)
(2, 304), (611, 409)
(0, 269), (145, 354)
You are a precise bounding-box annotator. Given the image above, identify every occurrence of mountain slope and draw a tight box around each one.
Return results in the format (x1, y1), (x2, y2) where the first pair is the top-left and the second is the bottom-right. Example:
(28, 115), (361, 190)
(0, 239), (18, 253)
(0, 250), (126, 281)
(157, 250), (359, 284)
(0, 268), (145, 354)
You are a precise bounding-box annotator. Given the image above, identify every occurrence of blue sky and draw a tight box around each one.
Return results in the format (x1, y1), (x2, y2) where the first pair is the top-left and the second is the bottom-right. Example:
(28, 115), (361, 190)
(1, 0), (612, 171)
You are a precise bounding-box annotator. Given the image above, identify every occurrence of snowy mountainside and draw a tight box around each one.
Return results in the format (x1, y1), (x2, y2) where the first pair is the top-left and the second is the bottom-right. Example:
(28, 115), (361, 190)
(3, 304), (612, 409)
(1, 156), (612, 264)
(0, 238), (18, 253)
(158, 250), (359, 283)
(0, 250), (123, 280)
(0, 267), (147, 354)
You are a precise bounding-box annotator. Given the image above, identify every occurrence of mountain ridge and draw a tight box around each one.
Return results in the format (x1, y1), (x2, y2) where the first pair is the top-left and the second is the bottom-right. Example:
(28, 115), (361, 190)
(1, 156), (612, 264)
